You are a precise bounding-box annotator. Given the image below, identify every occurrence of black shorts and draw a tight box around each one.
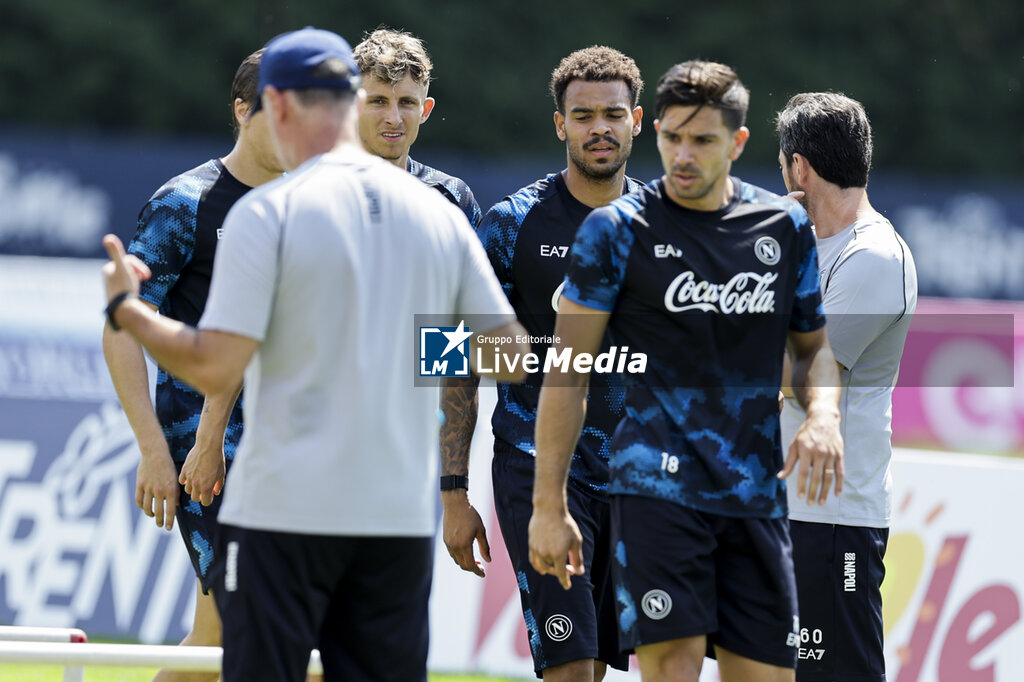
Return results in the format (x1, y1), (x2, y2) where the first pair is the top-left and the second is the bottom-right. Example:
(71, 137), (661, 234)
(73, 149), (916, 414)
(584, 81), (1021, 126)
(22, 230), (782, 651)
(173, 458), (231, 594)
(611, 495), (799, 669)
(210, 525), (433, 682)
(492, 441), (628, 676)
(790, 520), (889, 682)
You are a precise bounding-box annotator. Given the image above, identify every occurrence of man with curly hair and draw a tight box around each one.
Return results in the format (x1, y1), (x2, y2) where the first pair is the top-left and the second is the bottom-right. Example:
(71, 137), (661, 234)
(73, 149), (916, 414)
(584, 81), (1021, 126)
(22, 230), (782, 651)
(353, 27), (481, 226)
(529, 60), (844, 682)
(440, 46), (644, 682)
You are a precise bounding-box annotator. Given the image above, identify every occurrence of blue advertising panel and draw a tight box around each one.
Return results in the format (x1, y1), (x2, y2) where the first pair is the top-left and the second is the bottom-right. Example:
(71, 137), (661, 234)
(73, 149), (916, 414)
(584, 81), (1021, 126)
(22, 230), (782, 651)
(1, 126), (1021, 300)
(0, 258), (194, 644)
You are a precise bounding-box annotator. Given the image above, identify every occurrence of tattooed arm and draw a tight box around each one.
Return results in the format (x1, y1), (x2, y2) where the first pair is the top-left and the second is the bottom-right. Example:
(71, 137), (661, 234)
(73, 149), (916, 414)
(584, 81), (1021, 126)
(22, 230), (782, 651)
(439, 375), (491, 577)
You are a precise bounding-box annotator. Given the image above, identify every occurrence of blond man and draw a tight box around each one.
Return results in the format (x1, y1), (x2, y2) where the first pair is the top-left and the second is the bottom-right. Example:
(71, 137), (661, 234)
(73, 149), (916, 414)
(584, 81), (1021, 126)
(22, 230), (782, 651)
(354, 27), (481, 225)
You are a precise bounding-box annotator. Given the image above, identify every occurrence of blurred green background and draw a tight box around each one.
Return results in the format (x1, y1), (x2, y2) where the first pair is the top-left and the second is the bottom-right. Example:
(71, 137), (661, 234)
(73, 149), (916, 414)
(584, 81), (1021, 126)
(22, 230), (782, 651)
(1, 0), (1021, 179)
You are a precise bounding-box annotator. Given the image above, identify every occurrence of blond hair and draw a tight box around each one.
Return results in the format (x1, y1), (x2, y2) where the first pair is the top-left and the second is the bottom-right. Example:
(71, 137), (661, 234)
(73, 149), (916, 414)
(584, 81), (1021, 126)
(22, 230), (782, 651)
(353, 27), (432, 86)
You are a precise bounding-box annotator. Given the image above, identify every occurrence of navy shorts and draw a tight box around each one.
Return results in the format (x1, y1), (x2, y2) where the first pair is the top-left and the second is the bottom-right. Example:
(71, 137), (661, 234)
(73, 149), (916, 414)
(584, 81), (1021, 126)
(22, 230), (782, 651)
(210, 525), (433, 682)
(611, 495), (799, 669)
(492, 441), (628, 676)
(173, 458), (232, 594)
(790, 520), (889, 682)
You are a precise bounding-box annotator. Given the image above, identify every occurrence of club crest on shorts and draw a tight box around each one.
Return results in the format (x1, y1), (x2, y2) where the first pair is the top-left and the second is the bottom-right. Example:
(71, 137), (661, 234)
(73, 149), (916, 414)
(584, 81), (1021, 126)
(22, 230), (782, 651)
(754, 236), (781, 266)
(419, 320), (472, 377)
(545, 614), (573, 641)
(641, 589), (672, 620)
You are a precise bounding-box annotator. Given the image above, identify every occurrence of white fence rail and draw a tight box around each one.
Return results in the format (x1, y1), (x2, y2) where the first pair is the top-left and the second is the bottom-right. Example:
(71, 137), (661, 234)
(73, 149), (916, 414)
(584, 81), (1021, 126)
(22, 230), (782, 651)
(0, 640), (323, 681)
(0, 626), (87, 643)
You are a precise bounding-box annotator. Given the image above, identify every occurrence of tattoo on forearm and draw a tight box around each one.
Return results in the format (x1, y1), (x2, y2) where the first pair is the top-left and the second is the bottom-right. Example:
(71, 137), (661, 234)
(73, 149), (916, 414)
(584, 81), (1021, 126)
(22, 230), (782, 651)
(440, 379), (479, 476)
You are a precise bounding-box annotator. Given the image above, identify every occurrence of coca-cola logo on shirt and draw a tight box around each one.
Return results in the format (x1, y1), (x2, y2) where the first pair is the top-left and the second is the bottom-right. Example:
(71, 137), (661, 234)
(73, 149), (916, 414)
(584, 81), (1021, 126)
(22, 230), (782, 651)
(663, 271), (778, 314)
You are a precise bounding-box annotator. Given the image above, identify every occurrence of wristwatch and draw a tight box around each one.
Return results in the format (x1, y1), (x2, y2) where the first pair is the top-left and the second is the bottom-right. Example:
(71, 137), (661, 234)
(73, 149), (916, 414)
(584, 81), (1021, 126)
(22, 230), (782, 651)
(104, 291), (135, 331)
(440, 475), (469, 491)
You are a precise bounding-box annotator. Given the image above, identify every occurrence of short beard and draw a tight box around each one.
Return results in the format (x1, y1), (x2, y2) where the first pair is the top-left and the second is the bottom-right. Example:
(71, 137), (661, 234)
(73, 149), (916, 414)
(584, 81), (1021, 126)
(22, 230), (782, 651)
(568, 141), (630, 181)
(668, 176), (713, 202)
(783, 168), (807, 208)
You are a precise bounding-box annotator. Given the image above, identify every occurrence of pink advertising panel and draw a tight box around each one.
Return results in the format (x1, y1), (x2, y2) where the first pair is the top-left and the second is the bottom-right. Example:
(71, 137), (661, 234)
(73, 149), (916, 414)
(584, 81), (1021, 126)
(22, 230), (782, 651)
(893, 297), (1022, 455)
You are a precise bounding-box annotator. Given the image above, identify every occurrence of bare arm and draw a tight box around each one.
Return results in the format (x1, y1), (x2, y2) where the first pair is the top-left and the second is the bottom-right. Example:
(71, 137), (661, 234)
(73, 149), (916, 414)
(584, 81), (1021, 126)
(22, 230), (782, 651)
(439, 375), (490, 577)
(180, 381), (243, 506)
(782, 350), (845, 401)
(528, 298), (610, 589)
(109, 298), (255, 396)
(102, 235), (256, 396)
(440, 377), (481, 479)
(780, 351), (794, 401)
(439, 317), (527, 576)
(102, 306), (179, 531)
(778, 326), (843, 506)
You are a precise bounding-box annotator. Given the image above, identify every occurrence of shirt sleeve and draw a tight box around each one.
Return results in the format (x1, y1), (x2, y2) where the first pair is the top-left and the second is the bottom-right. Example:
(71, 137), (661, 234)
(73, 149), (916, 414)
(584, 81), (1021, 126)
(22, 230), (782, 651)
(821, 245), (909, 369)
(459, 183), (483, 229)
(562, 205), (633, 312)
(455, 213), (516, 333)
(789, 213), (826, 333)
(198, 194), (280, 341)
(476, 200), (519, 300)
(430, 178), (482, 229)
(128, 177), (203, 308)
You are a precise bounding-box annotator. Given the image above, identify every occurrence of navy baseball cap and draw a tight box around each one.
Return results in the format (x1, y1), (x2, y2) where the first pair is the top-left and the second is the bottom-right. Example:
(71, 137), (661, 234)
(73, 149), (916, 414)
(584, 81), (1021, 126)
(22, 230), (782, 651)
(250, 27), (361, 115)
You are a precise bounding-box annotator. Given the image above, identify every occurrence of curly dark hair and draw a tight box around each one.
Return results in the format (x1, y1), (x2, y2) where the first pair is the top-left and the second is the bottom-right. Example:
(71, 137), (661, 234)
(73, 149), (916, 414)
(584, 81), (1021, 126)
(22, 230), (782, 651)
(549, 46), (644, 113)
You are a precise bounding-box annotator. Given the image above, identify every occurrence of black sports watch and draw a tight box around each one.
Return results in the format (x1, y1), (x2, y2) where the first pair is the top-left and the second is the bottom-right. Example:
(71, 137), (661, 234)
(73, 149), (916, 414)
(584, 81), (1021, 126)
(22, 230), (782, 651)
(440, 475), (469, 491)
(104, 291), (135, 331)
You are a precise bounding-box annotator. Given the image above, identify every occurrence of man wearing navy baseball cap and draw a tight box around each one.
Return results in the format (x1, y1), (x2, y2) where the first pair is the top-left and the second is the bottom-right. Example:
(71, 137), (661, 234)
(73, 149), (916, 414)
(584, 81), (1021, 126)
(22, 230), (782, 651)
(99, 25), (529, 682)
(248, 27), (361, 118)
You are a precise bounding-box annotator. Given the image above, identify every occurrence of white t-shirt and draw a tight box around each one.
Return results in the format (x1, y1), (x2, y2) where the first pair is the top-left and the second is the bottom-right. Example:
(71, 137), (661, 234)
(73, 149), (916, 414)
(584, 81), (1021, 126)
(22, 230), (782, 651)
(782, 213), (918, 527)
(199, 148), (513, 536)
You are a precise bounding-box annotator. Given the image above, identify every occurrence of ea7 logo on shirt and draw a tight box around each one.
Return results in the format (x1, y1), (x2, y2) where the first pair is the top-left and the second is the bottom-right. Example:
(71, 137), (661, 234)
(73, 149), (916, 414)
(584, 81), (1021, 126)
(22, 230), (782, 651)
(540, 244), (569, 258)
(654, 243), (684, 259)
(418, 320), (472, 377)
(754, 235), (781, 265)
(641, 589), (672, 620)
(545, 614), (573, 642)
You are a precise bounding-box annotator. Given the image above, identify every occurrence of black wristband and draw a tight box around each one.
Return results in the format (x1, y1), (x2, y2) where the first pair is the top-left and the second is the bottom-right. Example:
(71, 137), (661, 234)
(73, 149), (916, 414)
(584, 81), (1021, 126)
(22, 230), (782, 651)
(105, 291), (134, 331)
(440, 475), (469, 492)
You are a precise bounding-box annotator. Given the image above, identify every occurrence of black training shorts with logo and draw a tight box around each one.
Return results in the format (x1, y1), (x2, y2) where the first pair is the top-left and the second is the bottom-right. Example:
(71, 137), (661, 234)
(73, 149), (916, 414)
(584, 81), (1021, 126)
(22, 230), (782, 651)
(211, 526), (432, 682)
(612, 494), (800, 669)
(790, 520), (889, 682)
(492, 441), (628, 676)
(173, 458), (232, 594)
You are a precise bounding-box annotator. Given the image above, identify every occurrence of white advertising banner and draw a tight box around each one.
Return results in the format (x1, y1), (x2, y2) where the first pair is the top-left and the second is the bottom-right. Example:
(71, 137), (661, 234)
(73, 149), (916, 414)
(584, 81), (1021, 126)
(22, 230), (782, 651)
(429, 444), (1024, 681)
(882, 450), (1024, 682)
